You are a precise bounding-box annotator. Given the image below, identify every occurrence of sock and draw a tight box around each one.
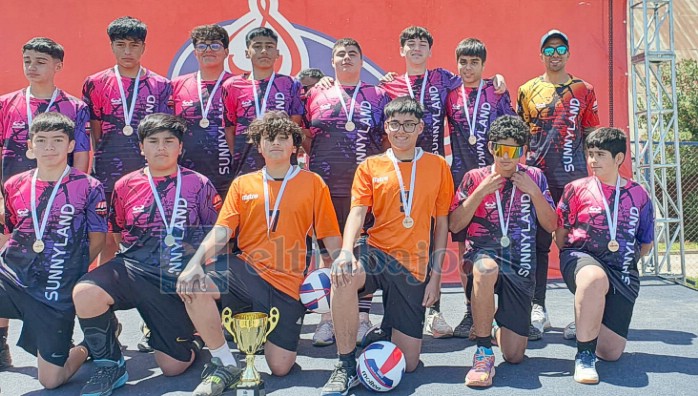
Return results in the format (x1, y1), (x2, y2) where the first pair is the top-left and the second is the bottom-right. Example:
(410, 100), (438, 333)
(79, 310), (122, 362)
(358, 296), (372, 314)
(339, 348), (357, 369)
(0, 327), (7, 345)
(577, 338), (598, 355)
(476, 336), (492, 349)
(210, 343), (237, 367)
(465, 303), (472, 315)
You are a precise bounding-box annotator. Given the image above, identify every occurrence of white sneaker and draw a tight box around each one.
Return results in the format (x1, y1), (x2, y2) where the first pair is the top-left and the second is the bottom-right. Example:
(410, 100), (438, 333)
(564, 321), (577, 340)
(425, 309), (453, 338)
(530, 304), (551, 334)
(574, 350), (599, 384)
(313, 320), (335, 347)
(356, 313), (373, 345)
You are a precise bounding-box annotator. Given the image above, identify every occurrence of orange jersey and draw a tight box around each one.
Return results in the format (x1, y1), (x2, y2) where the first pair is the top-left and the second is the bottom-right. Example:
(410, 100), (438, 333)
(216, 168), (340, 299)
(351, 152), (454, 281)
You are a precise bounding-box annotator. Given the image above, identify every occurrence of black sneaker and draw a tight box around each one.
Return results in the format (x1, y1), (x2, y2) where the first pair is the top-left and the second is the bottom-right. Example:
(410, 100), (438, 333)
(193, 357), (242, 396)
(453, 311), (474, 338)
(0, 343), (12, 370)
(528, 324), (542, 341)
(80, 357), (128, 396)
(321, 362), (359, 396)
(137, 322), (153, 353)
(360, 324), (389, 349)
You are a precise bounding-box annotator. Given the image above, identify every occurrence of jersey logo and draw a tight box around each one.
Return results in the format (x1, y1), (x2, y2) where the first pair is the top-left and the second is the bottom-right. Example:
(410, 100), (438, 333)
(17, 208), (30, 218)
(182, 100), (194, 107)
(372, 176), (388, 184)
(132, 205), (145, 214)
(535, 102), (548, 109)
(485, 202), (497, 210)
(320, 103), (332, 110)
(242, 99), (253, 107)
(96, 201), (108, 217)
(589, 205), (602, 214)
(12, 121), (26, 129)
(111, 98), (122, 105)
(242, 193), (259, 201)
(451, 104), (461, 110)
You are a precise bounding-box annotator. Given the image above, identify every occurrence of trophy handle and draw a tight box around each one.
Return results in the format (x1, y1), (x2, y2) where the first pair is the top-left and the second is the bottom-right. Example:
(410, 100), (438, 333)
(264, 307), (280, 342)
(221, 307), (237, 343)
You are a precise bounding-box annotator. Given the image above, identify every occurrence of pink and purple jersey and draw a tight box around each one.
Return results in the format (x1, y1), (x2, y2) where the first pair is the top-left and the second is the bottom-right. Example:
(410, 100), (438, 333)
(82, 68), (172, 193)
(450, 165), (554, 281)
(222, 73), (304, 177)
(305, 83), (390, 197)
(445, 79), (516, 187)
(381, 68), (461, 156)
(517, 76), (600, 188)
(171, 72), (235, 196)
(109, 167), (221, 279)
(557, 177), (654, 299)
(0, 89), (90, 185)
(0, 168), (107, 311)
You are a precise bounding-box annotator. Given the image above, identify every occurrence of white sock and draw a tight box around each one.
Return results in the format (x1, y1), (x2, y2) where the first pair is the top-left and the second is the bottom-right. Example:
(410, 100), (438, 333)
(210, 343), (237, 367)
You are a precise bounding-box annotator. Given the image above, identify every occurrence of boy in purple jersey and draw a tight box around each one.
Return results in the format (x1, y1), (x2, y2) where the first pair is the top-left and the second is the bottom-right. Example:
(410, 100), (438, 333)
(556, 128), (653, 384)
(72, 114), (222, 396)
(517, 29), (600, 340)
(449, 116), (556, 388)
(0, 112), (107, 388)
(445, 38), (516, 339)
(0, 38), (91, 185)
(222, 27), (304, 177)
(82, 16), (172, 264)
(304, 38), (390, 346)
(172, 25), (235, 200)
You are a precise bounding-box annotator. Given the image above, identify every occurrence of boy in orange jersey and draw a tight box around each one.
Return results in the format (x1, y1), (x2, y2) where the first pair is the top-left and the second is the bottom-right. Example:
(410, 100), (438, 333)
(177, 111), (342, 396)
(321, 96), (453, 395)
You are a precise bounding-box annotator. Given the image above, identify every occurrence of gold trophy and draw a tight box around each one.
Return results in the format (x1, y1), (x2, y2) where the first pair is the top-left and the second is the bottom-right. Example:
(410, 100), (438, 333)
(222, 307), (279, 396)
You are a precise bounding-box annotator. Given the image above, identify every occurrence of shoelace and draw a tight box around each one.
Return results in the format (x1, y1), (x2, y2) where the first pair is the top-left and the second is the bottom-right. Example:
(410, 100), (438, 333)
(578, 351), (595, 368)
(473, 350), (493, 371)
(87, 365), (118, 384)
(204, 364), (239, 385)
(327, 363), (351, 387)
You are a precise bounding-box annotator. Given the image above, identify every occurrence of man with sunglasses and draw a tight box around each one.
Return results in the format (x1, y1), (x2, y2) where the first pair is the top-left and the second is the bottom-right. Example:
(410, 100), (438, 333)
(517, 29), (600, 341)
(222, 27), (304, 178)
(322, 96), (453, 395)
(449, 115), (557, 388)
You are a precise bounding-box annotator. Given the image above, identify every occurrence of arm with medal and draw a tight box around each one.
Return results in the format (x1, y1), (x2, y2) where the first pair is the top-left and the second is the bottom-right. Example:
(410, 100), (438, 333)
(449, 172), (504, 235)
(511, 171), (557, 232)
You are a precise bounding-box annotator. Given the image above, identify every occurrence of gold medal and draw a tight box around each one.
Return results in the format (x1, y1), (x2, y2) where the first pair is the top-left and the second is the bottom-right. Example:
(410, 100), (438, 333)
(469, 135), (477, 145)
(164, 234), (176, 247)
(607, 240), (620, 252)
(123, 125), (134, 136)
(199, 118), (210, 128)
(402, 216), (414, 229)
(33, 239), (45, 253)
(26, 149), (36, 160)
(345, 121), (356, 131)
(500, 235), (511, 248)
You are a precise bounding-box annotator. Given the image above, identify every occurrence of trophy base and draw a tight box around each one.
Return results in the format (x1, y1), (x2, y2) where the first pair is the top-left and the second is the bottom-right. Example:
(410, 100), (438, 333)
(232, 380), (265, 396)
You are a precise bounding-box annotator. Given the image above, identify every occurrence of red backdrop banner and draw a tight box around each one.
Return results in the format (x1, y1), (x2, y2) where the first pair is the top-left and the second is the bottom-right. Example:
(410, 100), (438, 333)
(0, 0), (629, 282)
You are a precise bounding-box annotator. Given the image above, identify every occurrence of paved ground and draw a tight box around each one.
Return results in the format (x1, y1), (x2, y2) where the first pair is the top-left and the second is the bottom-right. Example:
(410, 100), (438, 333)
(1, 277), (697, 395)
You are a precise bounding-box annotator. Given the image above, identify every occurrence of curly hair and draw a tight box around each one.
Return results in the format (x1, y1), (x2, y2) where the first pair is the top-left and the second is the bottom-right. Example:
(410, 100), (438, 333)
(246, 111), (303, 148)
(488, 115), (531, 146)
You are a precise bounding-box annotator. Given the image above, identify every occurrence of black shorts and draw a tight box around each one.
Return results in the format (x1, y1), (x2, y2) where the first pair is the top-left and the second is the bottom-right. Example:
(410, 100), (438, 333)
(356, 245), (428, 340)
(560, 251), (636, 338)
(208, 255), (307, 353)
(0, 276), (74, 366)
(463, 249), (534, 338)
(317, 195), (372, 252)
(451, 229), (467, 243)
(77, 258), (197, 362)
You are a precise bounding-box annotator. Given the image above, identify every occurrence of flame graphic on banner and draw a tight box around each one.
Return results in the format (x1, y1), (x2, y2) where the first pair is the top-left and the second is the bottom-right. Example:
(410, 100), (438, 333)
(168, 0), (385, 82)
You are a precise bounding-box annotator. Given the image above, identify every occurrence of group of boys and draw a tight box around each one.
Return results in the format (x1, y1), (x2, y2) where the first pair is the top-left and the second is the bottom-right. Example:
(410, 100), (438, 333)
(0, 15), (654, 396)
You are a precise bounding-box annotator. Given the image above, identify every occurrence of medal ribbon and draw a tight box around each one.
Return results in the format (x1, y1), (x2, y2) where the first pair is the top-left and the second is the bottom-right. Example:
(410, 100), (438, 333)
(146, 166), (182, 240)
(251, 71), (276, 119)
(595, 175), (621, 243)
(386, 148), (424, 222)
(404, 70), (428, 105)
(263, 165), (301, 238)
(114, 66), (142, 129)
(334, 81), (362, 124)
(492, 165), (517, 239)
(197, 70), (226, 123)
(460, 79), (484, 144)
(25, 87), (59, 125)
(31, 165), (71, 245)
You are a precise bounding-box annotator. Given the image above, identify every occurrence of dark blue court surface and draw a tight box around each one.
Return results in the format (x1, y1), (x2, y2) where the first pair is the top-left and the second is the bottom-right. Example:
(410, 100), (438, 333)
(1, 278), (697, 395)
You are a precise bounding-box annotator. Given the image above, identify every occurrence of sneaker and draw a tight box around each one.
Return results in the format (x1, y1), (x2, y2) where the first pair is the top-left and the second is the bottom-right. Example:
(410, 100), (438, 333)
(80, 357), (128, 396)
(356, 315), (373, 346)
(574, 350), (599, 384)
(453, 312), (474, 338)
(360, 324), (389, 348)
(528, 324), (542, 341)
(530, 304), (551, 334)
(313, 320), (335, 347)
(321, 362), (359, 395)
(425, 309), (453, 339)
(465, 346), (496, 387)
(137, 322), (153, 353)
(564, 321), (577, 340)
(0, 343), (12, 370)
(193, 357), (243, 396)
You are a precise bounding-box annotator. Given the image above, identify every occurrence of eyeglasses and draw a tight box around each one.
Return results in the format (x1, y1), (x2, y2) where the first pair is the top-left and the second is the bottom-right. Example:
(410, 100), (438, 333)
(194, 42), (226, 53)
(491, 142), (525, 159)
(542, 45), (568, 57)
(386, 120), (420, 133)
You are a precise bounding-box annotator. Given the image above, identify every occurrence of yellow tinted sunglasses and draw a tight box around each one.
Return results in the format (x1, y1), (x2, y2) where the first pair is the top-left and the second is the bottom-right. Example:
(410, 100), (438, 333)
(491, 142), (525, 159)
